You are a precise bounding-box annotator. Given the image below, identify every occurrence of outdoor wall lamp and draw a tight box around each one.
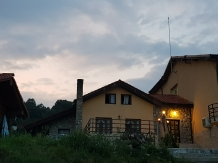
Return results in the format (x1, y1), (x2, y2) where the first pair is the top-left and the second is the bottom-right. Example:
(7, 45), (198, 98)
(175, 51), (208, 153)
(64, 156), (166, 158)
(166, 120), (170, 124)
(162, 111), (166, 115)
(169, 110), (178, 118)
(158, 118), (161, 123)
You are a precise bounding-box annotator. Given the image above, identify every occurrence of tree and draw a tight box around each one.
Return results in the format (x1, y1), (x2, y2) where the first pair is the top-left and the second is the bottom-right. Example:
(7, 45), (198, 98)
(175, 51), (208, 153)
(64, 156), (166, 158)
(48, 100), (73, 115)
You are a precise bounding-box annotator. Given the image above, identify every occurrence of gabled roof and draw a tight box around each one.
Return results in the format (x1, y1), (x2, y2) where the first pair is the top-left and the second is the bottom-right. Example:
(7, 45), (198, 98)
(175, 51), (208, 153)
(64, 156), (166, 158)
(83, 79), (153, 103)
(149, 54), (218, 93)
(0, 73), (28, 118)
(150, 94), (193, 107)
(24, 107), (76, 132)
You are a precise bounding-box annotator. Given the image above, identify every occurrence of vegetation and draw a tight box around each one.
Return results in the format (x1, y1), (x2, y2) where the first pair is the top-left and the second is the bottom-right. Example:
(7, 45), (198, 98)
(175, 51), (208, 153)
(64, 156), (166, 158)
(15, 98), (73, 127)
(161, 133), (179, 148)
(0, 132), (189, 163)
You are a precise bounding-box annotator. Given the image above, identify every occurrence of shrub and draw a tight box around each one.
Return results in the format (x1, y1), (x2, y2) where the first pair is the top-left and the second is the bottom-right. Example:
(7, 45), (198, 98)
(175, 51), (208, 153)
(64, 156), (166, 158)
(161, 133), (179, 148)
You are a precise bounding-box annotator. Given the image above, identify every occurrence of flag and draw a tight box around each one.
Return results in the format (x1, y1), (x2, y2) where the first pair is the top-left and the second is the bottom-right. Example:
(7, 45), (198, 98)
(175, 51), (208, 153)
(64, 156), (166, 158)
(2, 115), (9, 137)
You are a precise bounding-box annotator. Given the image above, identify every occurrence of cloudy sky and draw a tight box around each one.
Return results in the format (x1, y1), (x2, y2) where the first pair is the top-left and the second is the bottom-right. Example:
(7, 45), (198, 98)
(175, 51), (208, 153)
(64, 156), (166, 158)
(1, 0), (218, 107)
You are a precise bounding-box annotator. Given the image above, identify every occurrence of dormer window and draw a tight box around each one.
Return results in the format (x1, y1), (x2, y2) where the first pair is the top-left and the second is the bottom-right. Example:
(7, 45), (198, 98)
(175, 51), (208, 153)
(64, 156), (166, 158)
(105, 94), (116, 104)
(171, 84), (178, 95)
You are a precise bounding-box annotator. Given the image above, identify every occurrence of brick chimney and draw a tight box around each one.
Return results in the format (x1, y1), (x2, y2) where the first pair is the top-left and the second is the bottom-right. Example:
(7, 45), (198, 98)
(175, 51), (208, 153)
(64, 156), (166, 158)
(76, 79), (83, 130)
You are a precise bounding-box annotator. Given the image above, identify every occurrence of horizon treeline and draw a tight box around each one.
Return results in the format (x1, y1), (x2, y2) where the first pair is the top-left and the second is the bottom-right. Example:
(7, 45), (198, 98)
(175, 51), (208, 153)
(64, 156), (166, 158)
(14, 98), (73, 127)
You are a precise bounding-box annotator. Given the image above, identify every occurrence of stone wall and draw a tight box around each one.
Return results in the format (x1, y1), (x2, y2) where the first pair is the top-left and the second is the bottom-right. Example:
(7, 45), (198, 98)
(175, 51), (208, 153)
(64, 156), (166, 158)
(48, 113), (76, 136)
(153, 106), (192, 143)
(194, 125), (218, 148)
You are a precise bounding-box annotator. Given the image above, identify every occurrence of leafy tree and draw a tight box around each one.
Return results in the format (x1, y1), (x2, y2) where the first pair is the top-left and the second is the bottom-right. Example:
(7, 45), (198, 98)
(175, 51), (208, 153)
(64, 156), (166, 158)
(51, 99), (73, 112)
(15, 98), (73, 127)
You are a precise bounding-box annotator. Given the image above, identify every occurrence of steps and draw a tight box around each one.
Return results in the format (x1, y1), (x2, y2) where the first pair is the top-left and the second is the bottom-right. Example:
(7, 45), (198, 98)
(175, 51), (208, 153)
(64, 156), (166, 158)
(169, 148), (218, 163)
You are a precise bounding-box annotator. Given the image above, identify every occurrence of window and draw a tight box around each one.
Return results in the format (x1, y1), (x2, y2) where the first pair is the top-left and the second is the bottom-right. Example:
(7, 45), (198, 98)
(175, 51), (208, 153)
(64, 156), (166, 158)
(105, 94), (116, 104)
(170, 84), (178, 95)
(96, 118), (112, 134)
(125, 119), (141, 133)
(58, 129), (70, 135)
(121, 94), (131, 105)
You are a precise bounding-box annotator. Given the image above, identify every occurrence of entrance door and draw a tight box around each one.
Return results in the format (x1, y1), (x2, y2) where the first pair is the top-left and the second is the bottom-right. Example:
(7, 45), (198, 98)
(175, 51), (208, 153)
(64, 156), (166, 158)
(125, 119), (141, 133)
(96, 118), (112, 134)
(166, 119), (180, 143)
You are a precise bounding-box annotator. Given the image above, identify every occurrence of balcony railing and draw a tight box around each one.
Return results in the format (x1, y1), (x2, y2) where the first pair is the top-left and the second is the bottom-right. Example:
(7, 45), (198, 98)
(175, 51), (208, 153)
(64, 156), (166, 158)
(208, 103), (218, 124)
(83, 118), (156, 138)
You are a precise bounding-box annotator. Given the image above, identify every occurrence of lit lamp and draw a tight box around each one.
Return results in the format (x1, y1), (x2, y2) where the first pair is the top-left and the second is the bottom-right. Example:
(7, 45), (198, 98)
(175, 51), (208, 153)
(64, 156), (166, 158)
(158, 118), (161, 123)
(170, 110), (178, 117)
(166, 120), (169, 124)
(162, 111), (166, 115)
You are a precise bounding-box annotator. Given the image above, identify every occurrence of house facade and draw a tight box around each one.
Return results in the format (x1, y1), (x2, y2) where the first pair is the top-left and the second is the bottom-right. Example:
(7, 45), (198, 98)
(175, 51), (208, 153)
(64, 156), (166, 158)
(149, 54), (218, 148)
(25, 80), (193, 144)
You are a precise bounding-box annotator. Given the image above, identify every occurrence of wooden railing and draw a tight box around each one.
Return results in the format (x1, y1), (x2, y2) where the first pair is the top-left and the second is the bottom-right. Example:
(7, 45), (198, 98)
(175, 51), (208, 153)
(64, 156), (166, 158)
(208, 103), (218, 122)
(83, 118), (156, 136)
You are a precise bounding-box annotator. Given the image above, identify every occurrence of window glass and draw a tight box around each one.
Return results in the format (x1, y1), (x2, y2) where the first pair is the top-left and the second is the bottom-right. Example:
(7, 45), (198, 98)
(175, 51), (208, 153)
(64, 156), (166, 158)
(110, 94), (115, 103)
(170, 84), (178, 95)
(105, 94), (116, 104)
(58, 129), (70, 135)
(121, 94), (131, 105)
(96, 118), (112, 134)
(125, 119), (141, 133)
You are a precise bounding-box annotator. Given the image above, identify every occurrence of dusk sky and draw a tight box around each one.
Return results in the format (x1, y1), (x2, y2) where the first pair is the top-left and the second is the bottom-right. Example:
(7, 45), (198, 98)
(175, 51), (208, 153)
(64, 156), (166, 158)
(1, 1), (218, 107)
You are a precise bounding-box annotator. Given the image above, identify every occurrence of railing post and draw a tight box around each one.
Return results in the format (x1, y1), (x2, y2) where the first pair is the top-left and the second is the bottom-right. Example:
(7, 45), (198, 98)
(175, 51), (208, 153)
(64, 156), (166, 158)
(213, 104), (216, 121)
(148, 120), (150, 134)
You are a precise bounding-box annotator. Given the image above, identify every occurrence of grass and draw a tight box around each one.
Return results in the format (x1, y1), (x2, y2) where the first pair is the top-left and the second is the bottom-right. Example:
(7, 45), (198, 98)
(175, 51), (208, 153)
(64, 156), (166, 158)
(0, 132), (189, 163)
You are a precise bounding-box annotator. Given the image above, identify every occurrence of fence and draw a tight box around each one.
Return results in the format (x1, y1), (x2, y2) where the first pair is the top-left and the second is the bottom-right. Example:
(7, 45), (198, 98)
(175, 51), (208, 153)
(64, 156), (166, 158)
(208, 103), (218, 122)
(84, 118), (156, 137)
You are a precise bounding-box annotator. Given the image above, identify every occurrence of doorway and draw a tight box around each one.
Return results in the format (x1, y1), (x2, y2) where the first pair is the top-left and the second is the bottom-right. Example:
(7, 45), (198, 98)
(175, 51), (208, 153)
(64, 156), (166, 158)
(166, 119), (180, 143)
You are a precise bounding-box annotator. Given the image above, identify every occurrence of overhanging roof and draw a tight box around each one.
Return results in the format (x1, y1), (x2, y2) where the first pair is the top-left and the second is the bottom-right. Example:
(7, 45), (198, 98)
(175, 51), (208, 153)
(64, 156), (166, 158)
(0, 73), (28, 118)
(83, 79), (153, 103)
(150, 94), (193, 107)
(149, 54), (218, 93)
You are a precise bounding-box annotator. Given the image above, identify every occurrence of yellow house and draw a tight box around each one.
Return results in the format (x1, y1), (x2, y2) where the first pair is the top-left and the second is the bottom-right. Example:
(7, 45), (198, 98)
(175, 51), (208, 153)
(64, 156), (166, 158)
(25, 79), (193, 145)
(149, 54), (218, 148)
(82, 79), (155, 135)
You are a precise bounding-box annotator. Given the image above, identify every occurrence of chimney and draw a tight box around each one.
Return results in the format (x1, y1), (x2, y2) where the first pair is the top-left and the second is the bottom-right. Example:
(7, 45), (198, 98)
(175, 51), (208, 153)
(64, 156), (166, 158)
(76, 79), (83, 130)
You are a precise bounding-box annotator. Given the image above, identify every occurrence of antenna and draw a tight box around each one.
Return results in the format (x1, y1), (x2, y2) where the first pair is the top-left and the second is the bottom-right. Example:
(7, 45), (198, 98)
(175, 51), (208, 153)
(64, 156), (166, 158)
(168, 17), (176, 73)
(168, 17), (171, 58)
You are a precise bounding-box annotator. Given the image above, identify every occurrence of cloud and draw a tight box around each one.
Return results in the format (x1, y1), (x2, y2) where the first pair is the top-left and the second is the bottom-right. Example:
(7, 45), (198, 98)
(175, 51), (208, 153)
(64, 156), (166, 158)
(0, 60), (35, 70)
(126, 63), (167, 93)
(1, 0), (218, 107)
(36, 78), (55, 85)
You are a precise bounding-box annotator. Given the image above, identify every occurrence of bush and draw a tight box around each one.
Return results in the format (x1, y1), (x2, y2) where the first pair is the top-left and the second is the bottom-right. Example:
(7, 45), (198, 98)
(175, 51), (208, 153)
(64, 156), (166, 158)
(0, 132), (187, 163)
(161, 133), (179, 148)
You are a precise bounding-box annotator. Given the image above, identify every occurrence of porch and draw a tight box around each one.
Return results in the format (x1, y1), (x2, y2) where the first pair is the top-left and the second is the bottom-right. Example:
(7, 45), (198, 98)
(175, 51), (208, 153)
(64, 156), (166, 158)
(83, 118), (157, 139)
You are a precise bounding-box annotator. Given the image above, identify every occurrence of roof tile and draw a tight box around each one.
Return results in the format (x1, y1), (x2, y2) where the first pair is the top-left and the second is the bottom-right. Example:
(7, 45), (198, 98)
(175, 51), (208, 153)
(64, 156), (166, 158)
(0, 73), (14, 81)
(150, 94), (193, 106)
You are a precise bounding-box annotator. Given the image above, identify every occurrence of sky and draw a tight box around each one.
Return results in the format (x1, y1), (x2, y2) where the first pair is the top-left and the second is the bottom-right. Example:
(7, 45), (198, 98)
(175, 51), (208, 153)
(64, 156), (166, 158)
(1, 0), (218, 108)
